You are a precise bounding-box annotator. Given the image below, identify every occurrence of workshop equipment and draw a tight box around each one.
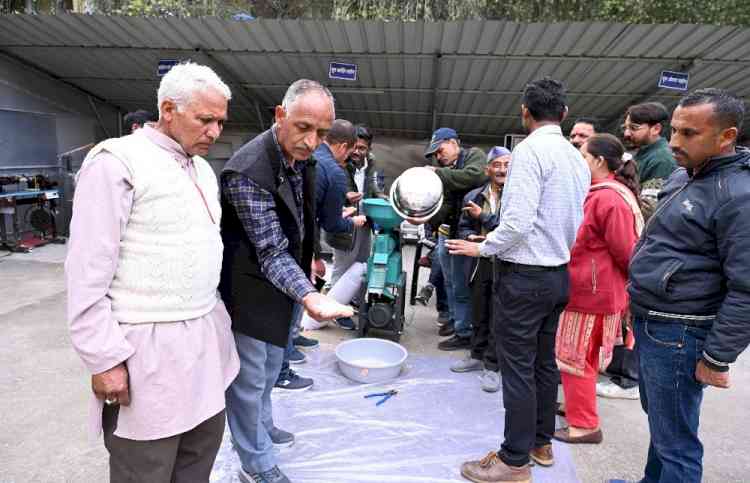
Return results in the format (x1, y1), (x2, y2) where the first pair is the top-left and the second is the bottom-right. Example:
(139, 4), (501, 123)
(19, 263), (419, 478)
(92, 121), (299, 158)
(364, 389), (398, 406)
(0, 175), (64, 252)
(358, 198), (408, 340)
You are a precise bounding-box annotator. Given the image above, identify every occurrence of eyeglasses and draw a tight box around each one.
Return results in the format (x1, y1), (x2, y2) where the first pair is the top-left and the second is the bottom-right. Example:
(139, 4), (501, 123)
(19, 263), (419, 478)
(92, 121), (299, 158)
(621, 122), (648, 132)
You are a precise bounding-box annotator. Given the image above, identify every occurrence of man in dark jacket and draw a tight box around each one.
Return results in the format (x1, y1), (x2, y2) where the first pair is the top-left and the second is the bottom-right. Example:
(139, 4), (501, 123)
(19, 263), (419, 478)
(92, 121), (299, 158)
(219, 79), (353, 483)
(450, 146), (510, 394)
(324, 123), (374, 287)
(423, 127), (487, 350)
(624, 89), (750, 483)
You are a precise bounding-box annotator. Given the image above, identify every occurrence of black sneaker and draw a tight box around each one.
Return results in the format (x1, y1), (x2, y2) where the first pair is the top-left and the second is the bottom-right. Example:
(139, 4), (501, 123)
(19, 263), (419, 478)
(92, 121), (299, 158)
(274, 369), (313, 391)
(293, 334), (319, 349)
(438, 334), (471, 351)
(335, 317), (356, 330)
(287, 347), (306, 364)
(438, 320), (455, 337)
(239, 466), (291, 483)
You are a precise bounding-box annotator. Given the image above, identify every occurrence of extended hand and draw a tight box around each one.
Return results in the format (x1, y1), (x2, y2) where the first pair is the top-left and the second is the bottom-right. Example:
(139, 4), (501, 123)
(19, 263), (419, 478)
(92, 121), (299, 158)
(302, 292), (355, 322)
(352, 215), (368, 228)
(462, 201), (482, 219)
(342, 206), (357, 219)
(445, 239), (481, 258)
(91, 363), (130, 406)
(346, 192), (363, 204)
(311, 258), (326, 279)
(695, 360), (730, 388)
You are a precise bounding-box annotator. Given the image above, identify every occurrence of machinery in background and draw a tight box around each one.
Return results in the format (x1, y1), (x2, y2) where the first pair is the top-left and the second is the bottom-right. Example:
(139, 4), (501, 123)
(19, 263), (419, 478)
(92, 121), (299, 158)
(0, 174), (65, 252)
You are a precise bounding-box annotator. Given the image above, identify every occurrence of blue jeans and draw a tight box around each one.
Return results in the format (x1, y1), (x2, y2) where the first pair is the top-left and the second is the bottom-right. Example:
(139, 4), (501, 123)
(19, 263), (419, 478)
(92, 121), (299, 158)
(437, 234), (472, 338)
(635, 317), (708, 483)
(279, 303), (304, 380)
(226, 332), (285, 474)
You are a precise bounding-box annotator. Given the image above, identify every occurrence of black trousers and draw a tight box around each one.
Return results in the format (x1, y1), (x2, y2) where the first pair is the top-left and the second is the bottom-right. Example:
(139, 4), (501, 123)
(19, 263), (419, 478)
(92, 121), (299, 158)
(470, 258), (498, 371)
(494, 265), (569, 467)
(607, 344), (639, 388)
(103, 405), (225, 483)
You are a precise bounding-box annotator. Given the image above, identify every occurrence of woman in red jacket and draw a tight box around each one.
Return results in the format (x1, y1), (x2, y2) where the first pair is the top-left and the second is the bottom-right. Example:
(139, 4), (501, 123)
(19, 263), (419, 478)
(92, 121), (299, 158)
(553, 133), (644, 444)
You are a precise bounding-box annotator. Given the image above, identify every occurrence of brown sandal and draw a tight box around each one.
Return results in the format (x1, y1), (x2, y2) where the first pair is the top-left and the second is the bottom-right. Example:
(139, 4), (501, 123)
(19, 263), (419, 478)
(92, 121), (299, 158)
(553, 427), (603, 444)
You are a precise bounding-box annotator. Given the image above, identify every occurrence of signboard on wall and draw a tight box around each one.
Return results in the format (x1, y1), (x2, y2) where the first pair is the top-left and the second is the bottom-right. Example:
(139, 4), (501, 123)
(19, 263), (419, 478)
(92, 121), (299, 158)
(329, 62), (358, 81)
(658, 71), (689, 91)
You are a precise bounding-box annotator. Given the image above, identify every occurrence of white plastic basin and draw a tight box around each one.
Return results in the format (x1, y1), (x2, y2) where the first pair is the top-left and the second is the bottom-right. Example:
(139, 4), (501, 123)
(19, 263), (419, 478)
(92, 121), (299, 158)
(335, 338), (408, 384)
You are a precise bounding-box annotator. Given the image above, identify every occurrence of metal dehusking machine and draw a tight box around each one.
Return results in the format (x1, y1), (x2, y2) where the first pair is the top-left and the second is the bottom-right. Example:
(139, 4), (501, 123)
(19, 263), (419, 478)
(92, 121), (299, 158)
(357, 167), (443, 341)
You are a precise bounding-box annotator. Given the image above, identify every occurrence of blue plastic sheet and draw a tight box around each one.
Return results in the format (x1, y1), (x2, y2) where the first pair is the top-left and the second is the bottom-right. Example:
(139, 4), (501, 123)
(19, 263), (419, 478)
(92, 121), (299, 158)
(211, 345), (580, 483)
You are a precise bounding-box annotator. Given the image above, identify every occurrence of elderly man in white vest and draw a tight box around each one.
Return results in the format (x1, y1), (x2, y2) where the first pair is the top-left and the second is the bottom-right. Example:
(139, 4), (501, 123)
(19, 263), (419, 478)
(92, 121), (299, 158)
(65, 62), (240, 483)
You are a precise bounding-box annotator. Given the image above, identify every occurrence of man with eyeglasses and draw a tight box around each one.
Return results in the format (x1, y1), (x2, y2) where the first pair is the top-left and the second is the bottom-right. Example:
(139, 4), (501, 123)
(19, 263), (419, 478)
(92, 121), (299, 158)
(622, 102), (677, 185)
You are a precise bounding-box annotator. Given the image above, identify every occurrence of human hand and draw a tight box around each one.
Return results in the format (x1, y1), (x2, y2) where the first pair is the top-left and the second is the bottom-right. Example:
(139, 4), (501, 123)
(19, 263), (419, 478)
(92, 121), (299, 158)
(695, 360), (730, 388)
(302, 292), (355, 322)
(311, 258), (326, 279)
(467, 234), (485, 242)
(445, 239), (481, 258)
(91, 363), (130, 406)
(462, 201), (482, 219)
(346, 192), (363, 204)
(352, 215), (368, 228)
(342, 206), (357, 219)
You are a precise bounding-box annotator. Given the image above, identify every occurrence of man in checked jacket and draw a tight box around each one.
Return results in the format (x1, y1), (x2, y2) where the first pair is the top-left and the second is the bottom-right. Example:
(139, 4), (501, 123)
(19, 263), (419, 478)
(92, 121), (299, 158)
(218, 79), (353, 483)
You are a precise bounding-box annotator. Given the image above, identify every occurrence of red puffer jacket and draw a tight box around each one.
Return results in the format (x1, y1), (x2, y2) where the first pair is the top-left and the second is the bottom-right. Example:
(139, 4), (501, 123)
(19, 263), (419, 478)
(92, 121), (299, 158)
(566, 175), (640, 315)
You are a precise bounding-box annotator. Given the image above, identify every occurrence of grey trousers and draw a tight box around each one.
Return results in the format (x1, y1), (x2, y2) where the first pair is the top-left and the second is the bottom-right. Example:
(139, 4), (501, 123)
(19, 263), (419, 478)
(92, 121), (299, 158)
(103, 405), (225, 483)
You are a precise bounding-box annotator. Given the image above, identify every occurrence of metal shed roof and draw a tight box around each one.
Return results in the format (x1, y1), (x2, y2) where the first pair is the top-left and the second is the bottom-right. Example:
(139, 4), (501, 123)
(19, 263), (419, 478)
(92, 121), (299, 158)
(1, 14), (749, 141)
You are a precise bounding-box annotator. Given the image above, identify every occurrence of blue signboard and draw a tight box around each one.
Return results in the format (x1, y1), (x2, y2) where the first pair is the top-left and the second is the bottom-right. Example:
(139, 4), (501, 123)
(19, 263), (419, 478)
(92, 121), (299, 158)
(658, 71), (689, 91)
(329, 62), (358, 81)
(158, 59), (180, 77)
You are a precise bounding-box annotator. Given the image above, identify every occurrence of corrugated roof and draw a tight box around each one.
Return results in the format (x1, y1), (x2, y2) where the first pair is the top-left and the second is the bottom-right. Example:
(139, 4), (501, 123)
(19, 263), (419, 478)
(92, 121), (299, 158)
(1, 14), (749, 140)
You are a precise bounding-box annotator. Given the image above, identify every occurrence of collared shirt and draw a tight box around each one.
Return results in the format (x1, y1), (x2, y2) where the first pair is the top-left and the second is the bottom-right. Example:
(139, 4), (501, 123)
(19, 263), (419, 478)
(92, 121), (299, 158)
(479, 124), (590, 266)
(221, 127), (316, 303)
(66, 125), (240, 440)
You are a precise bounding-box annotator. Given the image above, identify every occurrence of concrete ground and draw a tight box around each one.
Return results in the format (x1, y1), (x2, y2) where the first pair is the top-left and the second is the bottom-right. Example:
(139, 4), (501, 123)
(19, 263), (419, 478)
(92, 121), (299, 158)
(1, 243), (748, 483)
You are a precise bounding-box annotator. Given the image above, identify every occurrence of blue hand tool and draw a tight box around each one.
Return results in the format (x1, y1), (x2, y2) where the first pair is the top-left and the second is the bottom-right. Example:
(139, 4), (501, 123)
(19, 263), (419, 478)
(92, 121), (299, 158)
(364, 389), (398, 406)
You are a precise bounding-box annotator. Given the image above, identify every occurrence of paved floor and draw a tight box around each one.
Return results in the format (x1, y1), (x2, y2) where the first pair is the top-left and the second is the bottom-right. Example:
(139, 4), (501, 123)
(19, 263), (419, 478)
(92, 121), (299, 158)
(1, 244), (749, 483)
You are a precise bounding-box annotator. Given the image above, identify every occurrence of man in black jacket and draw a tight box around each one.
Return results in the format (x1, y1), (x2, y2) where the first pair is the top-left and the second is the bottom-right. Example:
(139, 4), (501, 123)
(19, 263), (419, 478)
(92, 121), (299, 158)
(219, 79), (352, 483)
(450, 146), (510, 395)
(624, 89), (750, 483)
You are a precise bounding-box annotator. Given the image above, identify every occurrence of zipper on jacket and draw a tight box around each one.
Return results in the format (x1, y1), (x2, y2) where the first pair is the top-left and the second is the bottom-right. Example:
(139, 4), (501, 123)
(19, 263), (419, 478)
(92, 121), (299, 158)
(630, 180), (691, 264)
(591, 258), (597, 294)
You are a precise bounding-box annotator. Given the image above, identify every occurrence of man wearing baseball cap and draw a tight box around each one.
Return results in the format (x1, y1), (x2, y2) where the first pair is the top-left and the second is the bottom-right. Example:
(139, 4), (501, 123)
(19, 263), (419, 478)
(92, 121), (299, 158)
(423, 127), (487, 351)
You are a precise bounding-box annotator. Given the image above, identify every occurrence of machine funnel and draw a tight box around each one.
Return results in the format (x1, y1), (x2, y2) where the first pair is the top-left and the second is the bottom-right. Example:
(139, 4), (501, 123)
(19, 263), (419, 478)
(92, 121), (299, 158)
(363, 198), (403, 232)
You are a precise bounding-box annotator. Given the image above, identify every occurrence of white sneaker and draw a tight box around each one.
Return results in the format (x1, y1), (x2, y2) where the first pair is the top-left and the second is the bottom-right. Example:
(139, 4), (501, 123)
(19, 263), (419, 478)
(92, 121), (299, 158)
(450, 354), (483, 373)
(597, 381), (640, 400)
(479, 369), (501, 393)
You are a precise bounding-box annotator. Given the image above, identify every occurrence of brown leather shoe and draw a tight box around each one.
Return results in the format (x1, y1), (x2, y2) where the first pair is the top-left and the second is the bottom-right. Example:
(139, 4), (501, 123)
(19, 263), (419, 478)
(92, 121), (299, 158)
(530, 444), (554, 467)
(460, 451), (531, 483)
(553, 427), (603, 444)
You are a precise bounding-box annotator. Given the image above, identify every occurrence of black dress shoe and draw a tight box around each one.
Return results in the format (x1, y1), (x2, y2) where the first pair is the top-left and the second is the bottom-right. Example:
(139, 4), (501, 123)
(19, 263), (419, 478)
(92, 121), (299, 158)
(438, 334), (471, 351)
(438, 320), (455, 337)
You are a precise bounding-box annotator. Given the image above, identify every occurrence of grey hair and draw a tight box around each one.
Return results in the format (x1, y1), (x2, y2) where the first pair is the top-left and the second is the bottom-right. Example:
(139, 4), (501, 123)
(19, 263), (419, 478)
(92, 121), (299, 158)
(157, 62), (232, 112)
(281, 79), (335, 117)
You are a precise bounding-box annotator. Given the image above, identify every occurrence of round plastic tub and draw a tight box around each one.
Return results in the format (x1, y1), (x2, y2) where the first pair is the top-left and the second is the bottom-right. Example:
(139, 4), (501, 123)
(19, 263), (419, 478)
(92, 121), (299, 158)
(335, 338), (408, 384)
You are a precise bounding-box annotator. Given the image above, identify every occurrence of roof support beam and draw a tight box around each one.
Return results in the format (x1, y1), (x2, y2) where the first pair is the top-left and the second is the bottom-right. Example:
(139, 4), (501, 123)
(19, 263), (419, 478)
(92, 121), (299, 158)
(6, 45), (750, 66)
(430, 53), (442, 133)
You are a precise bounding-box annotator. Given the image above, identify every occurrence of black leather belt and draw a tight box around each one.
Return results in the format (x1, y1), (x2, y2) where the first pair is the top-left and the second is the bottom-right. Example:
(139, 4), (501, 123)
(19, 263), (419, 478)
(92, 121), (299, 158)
(495, 260), (567, 273)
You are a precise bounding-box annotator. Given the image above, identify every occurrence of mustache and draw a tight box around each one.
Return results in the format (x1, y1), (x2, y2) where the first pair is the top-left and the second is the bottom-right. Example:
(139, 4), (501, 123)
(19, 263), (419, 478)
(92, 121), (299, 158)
(672, 147), (688, 157)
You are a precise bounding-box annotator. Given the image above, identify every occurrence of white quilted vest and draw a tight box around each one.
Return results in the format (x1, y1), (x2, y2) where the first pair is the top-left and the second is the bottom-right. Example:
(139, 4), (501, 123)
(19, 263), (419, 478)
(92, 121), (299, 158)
(83, 132), (223, 323)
